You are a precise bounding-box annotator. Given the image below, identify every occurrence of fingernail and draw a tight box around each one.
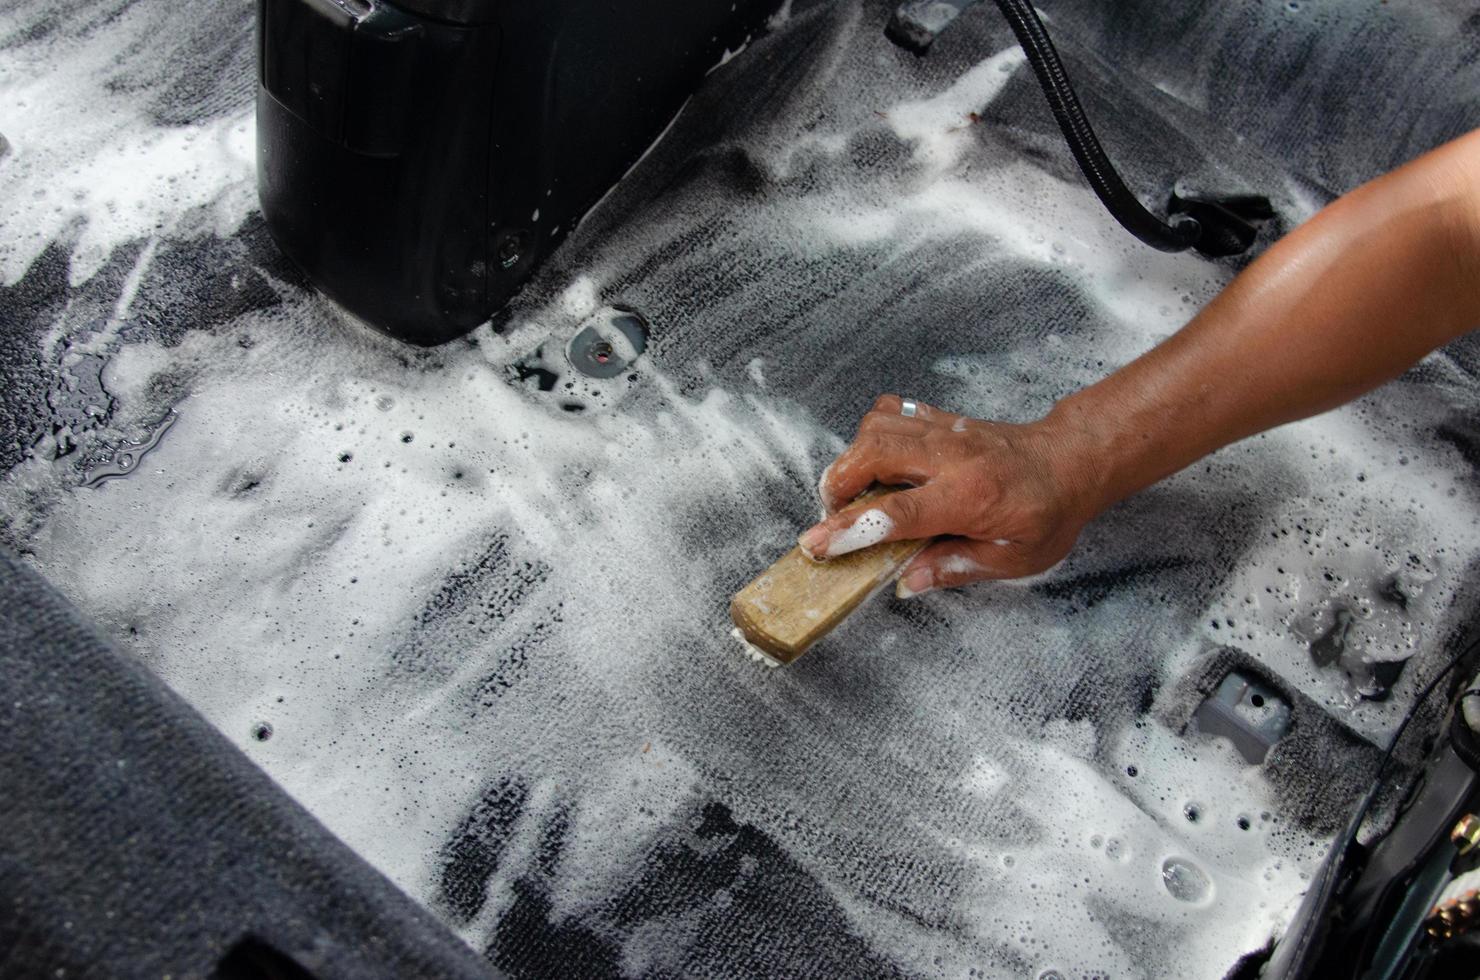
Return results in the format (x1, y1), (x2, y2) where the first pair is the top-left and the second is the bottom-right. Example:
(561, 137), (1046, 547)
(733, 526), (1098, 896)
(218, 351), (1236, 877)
(896, 567), (933, 599)
(797, 526), (828, 560)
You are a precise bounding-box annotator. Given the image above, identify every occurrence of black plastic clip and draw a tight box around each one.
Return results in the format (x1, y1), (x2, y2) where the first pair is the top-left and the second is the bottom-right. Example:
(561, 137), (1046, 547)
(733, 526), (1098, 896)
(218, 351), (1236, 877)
(1168, 183), (1275, 258)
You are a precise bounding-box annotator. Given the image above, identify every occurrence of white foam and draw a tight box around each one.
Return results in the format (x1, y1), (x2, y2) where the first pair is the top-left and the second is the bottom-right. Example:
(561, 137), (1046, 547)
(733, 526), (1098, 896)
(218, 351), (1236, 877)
(745, 357), (768, 388)
(0, 4), (255, 286)
(940, 554), (984, 576)
(708, 40), (750, 75)
(5, 4), (1480, 977)
(884, 46), (1026, 173)
(826, 508), (893, 556)
(816, 460), (839, 511)
(559, 276), (602, 319)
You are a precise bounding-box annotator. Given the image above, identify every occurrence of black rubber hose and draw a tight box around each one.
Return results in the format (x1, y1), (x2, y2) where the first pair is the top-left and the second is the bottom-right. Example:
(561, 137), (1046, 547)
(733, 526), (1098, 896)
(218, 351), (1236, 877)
(990, 0), (1201, 252)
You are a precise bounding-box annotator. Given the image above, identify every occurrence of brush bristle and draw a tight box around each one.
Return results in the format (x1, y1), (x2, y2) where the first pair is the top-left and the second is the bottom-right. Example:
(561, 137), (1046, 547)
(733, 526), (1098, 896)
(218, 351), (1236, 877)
(729, 627), (783, 667)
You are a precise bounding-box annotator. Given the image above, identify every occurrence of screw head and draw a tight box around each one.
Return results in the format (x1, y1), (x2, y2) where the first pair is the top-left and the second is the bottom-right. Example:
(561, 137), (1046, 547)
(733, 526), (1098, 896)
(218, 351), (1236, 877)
(1451, 813), (1480, 854)
(497, 231), (530, 270)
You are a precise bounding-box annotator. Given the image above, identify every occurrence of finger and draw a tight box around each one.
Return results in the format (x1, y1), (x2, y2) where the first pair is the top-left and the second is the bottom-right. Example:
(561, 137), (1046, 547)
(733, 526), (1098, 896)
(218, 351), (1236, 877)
(857, 412), (932, 437)
(869, 394), (950, 423)
(820, 397), (957, 511)
(819, 433), (933, 513)
(895, 538), (1034, 596)
(798, 483), (956, 559)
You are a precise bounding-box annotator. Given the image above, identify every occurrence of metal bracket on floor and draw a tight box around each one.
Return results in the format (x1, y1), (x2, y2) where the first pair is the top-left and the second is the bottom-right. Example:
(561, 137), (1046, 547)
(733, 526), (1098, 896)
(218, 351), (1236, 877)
(1192, 670), (1291, 764)
(885, 0), (982, 54)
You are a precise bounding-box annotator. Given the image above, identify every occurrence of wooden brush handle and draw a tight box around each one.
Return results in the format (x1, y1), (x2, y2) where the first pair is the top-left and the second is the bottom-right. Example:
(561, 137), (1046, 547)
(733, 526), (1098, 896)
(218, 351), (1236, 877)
(729, 491), (927, 664)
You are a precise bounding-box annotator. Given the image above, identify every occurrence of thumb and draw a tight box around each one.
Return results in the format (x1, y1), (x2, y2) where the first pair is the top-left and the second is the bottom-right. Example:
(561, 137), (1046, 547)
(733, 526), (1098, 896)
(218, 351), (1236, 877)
(796, 485), (949, 560)
(895, 538), (1033, 597)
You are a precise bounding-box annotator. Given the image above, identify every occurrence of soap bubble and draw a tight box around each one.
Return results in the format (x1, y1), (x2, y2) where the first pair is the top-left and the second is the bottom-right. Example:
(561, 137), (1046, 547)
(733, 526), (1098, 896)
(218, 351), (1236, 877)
(1161, 857), (1213, 904)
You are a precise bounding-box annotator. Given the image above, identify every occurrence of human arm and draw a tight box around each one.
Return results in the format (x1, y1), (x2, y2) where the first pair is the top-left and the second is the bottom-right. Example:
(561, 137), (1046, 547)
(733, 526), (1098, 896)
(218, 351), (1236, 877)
(799, 129), (1480, 596)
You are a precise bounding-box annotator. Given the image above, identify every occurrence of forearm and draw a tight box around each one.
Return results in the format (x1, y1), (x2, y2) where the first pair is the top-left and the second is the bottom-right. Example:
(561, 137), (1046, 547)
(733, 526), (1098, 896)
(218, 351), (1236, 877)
(1048, 130), (1480, 513)
(808, 132), (1480, 592)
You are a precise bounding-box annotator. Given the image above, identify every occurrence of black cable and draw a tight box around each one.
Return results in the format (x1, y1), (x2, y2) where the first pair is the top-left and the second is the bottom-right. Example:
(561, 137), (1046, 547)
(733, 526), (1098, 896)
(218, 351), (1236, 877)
(987, 0), (1202, 253)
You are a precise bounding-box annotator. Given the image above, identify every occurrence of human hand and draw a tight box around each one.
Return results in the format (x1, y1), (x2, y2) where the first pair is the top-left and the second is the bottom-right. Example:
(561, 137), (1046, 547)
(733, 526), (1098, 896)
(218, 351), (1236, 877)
(797, 395), (1105, 596)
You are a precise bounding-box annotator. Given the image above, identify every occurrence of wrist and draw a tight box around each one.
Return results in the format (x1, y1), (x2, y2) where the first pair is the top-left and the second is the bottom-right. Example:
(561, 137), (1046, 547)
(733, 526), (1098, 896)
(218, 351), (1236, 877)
(1035, 390), (1121, 519)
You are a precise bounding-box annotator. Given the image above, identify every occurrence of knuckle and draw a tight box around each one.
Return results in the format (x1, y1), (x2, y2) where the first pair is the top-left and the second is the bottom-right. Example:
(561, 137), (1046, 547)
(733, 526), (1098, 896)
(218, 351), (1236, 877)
(889, 492), (925, 528)
(870, 435), (905, 455)
(838, 433), (872, 458)
(965, 475), (1001, 514)
(967, 500), (997, 537)
(854, 431), (888, 458)
(823, 509), (854, 534)
(872, 394), (901, 413)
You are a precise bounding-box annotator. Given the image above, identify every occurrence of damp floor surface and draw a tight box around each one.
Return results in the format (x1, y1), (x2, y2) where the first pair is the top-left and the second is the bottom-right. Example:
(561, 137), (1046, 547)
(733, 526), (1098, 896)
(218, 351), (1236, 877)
(4, 1), (1480, 977)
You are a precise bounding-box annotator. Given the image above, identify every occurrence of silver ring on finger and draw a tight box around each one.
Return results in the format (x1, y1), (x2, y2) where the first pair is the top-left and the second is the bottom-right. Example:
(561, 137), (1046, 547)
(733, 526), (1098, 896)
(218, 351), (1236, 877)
(900, 398), (918, 418)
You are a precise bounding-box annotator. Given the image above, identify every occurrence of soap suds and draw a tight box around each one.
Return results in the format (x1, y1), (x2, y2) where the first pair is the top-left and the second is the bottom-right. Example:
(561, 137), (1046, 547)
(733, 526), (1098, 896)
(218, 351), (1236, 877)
(816, 461), (839, 512)
(746, 356), (768, 388)
(826, 508), (894, 556)
(559, 276), (602, 319)
(3, 2), (1479, 978)
(941, 554), (985, 576)
(884, 46), (1027, 173)
(0, 4), (255, 287)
